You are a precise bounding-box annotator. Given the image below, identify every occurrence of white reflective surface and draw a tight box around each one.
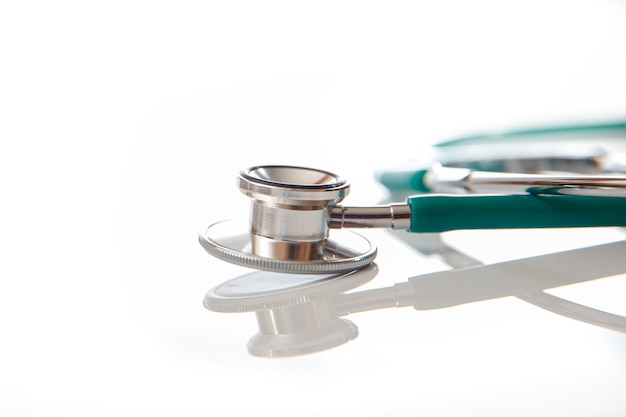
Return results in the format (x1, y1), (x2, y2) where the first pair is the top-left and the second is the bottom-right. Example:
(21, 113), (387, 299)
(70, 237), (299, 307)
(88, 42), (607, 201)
(2, 1), (626, 415)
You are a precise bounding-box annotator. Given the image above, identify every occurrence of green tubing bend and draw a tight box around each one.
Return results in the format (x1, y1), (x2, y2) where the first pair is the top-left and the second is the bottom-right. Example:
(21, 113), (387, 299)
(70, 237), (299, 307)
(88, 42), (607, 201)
(407, 194), (626, 233)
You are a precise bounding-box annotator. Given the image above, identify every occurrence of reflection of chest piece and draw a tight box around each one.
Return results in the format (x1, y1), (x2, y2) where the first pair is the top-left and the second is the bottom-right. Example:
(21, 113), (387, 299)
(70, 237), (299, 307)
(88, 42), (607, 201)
(199, 166), (377, 273)
(204, 265), (378, 357)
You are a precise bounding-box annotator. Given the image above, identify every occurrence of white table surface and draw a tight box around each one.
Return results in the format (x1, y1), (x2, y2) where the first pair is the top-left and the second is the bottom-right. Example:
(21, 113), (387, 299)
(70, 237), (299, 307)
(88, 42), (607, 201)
(1, 1), (625, 415)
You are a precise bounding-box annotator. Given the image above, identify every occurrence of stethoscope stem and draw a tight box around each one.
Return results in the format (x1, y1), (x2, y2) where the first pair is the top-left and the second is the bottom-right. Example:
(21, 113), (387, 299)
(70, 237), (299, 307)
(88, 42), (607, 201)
(329, 204), (411, 230)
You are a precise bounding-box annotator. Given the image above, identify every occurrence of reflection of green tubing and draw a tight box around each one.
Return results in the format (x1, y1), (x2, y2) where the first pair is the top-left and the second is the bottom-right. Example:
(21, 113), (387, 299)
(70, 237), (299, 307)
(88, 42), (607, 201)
(407, 193), (626, 233)
(436, 120), (626, 147)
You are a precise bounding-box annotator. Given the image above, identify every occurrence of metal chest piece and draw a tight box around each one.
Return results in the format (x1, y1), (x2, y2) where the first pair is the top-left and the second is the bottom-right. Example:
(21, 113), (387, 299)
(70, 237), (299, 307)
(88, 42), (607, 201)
(199, 166), (377, 274)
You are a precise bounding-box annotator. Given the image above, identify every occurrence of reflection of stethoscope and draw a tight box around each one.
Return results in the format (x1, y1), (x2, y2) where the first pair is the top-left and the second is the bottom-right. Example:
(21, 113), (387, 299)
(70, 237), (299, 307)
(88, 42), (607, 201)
(205, 242), (626, 357)
(200, 121), (626, 274)
(199, 121), (626, 357)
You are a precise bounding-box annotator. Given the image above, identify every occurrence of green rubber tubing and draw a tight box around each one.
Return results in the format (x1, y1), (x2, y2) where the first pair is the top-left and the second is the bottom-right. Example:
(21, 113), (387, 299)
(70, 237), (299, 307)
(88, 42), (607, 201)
(377, 169), (431, 192)
(407, 193), (626, 233)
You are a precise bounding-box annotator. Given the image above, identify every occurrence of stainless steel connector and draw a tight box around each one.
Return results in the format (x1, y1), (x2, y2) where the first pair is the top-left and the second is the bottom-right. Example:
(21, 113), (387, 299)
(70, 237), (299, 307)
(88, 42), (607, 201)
(329, 204), (411, 230)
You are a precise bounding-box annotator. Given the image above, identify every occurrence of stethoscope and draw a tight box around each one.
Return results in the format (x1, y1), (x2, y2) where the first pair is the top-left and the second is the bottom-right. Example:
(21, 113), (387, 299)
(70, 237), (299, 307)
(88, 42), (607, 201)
(199, 120), (626, 356)
(200, 121), (626, 274)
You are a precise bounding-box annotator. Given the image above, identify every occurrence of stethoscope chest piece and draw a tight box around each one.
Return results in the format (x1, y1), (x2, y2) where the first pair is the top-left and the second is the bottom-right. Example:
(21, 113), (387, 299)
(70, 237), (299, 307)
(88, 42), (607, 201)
(199, 165), (377, 274)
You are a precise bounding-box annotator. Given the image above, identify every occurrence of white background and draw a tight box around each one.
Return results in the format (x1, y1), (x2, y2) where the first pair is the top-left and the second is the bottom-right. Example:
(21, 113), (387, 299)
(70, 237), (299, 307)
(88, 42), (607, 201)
(1, 1), (626, 416)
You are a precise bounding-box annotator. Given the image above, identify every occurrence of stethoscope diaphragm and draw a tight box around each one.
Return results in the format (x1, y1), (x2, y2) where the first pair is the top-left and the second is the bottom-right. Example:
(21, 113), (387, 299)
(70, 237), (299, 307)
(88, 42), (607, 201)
(199, 219), (377, 274)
